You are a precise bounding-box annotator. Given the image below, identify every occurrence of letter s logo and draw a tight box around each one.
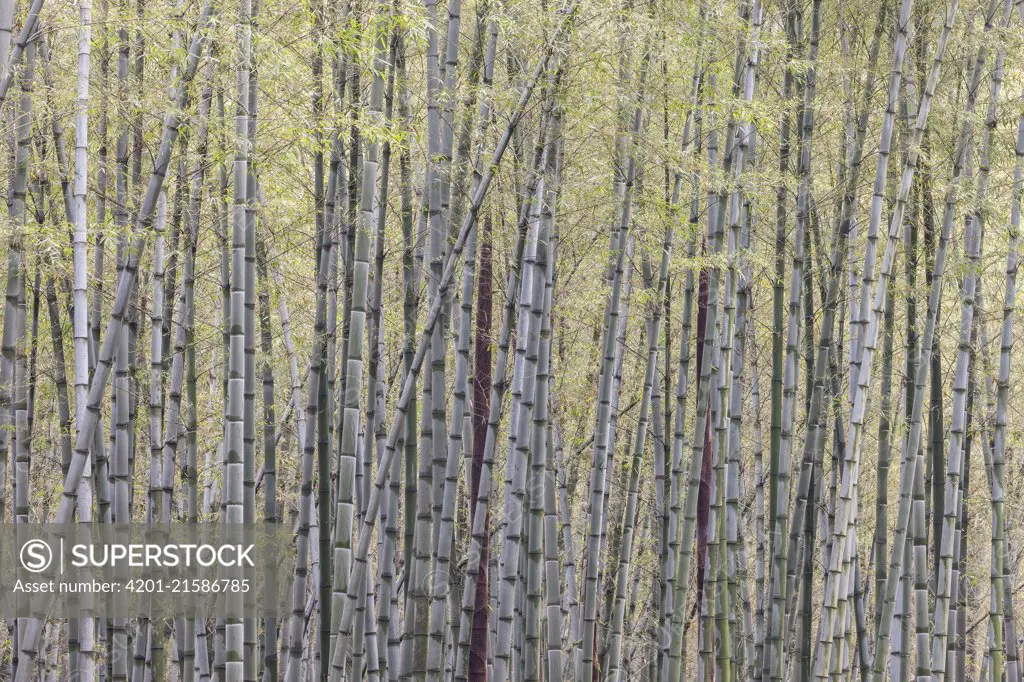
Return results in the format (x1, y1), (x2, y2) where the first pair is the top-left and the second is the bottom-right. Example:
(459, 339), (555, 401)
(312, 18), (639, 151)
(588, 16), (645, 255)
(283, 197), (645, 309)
(20, 540), (52, 573)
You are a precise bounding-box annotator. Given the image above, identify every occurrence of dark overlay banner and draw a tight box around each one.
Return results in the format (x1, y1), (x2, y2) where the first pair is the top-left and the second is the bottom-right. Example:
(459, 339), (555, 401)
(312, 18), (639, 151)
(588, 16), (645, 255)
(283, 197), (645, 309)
(0, 524), (295, 619)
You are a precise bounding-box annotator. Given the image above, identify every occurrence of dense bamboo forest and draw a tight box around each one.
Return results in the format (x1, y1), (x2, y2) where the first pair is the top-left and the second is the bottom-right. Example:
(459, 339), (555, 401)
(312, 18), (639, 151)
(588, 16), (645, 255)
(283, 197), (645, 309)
(8, 0), (1024, 679)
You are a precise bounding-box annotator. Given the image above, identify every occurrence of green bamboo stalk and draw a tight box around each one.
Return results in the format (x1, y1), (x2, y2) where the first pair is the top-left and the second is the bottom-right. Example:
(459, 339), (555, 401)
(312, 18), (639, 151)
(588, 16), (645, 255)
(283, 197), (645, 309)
(43, 275), (72, 477)
(310, 4), (332, 670)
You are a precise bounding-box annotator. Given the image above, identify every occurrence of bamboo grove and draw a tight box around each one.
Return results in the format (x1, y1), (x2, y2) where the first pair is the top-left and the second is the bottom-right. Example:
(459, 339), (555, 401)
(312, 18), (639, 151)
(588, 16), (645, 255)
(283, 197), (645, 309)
(6, 0), (1024, 679)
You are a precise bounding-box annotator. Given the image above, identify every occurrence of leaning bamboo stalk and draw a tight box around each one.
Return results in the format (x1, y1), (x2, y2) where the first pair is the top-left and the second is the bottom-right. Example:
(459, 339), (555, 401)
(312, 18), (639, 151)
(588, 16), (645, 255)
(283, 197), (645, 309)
(850, 0), (912, 393)
(854, 7), (994, 677)
(0, 0), (43, 111)
(453, 55), (562, 682)
(807, 0), (908, 658)
(931, 7), (1009, 676)
(268, 262), (305, 460)
(875, 227), (952, 679)
(814, 3), (961, 675)
(492, 99), (559, 682)
(33, 37), (76, 234)
(14, 7), (215, 674)
(43, 276), (72, 476)
(333, 7), (578, 666)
